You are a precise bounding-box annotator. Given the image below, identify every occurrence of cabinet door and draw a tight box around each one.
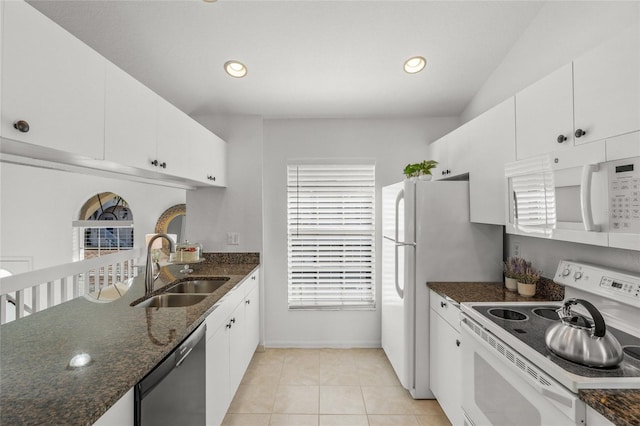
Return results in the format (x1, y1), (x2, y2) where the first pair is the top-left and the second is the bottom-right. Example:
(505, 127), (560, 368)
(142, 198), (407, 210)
(228, 301), (246, 396)
(190, 122), (227, 186)
(1, 1), (105, 159)
(156, 98), (192, 179)
(515, 64), (574, 159)
(446, 125), (471, 178)
(243, 283), (260, 368)
(573, 24), (640, 145)
(428, 136), (450, 180)
(429, 310), (462, 426)
(104, 63), (157, 170)
(206, 322), (231, 426)
(468, 98), (516, 225)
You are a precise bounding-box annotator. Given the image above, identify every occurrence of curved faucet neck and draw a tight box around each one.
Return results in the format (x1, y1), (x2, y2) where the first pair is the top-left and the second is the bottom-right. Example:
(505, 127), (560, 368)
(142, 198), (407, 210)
(144, 233), (176, 295)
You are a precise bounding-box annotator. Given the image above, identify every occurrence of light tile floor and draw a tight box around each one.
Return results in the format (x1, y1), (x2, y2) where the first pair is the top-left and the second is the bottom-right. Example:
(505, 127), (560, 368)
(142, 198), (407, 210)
(223, 348), (452, 426)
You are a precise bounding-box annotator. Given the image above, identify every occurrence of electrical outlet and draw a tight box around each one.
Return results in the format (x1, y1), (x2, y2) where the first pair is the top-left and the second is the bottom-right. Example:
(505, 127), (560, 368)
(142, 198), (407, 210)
(227, 232), (240, 245)
(513, 240), (521, 257)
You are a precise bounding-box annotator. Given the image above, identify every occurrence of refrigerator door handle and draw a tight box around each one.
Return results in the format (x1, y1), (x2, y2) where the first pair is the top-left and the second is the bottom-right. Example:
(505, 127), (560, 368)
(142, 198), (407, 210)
(394, 189), (405, 299)
(394, 243), (403, 299)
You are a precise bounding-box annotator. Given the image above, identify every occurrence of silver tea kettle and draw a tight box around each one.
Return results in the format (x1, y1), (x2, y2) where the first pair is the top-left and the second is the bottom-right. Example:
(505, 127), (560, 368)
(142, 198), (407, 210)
(544, 298), (624, 368)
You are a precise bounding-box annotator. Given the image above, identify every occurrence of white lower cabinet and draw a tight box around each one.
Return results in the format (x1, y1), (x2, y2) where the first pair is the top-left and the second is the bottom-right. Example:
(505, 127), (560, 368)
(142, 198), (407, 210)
(429, 290), (462, 426)
(206, 320), (232, 426)
(206, 269), (260, 426)
(92, 388), (134, 426)
(586, 406), (615, 426)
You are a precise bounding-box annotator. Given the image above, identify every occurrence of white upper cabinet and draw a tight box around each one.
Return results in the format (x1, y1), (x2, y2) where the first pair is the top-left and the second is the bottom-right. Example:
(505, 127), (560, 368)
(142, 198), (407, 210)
(428, 134), (450, 180)
(156, 97), (193, 179)
(189, 123), (227, 186)
(104, 63), (157, 170)
(515, 63), (574, 160)
(1, 0), (105, 159)
(573, 23), (640, 146)
(468, 97), (516, 225)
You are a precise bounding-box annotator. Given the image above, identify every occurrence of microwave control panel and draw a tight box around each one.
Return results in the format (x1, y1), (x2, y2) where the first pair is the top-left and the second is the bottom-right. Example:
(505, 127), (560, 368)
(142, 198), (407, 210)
(609, 157), (640, 233)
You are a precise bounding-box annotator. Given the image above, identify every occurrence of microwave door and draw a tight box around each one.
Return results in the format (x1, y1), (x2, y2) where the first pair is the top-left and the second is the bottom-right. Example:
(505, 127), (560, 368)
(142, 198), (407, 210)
(552, 163), (608, 246)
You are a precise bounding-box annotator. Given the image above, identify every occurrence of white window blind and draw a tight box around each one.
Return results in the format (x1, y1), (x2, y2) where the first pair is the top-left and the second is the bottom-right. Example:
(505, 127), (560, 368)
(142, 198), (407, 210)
(287, 162), (375, 310)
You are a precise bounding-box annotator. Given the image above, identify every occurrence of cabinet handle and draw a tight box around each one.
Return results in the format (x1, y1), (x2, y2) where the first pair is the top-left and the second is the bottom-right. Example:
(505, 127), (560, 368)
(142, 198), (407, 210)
(557, 134), (567, 143)
(575, 128), (587, 138)
(13, 120), (30, 133)
(246, 299), (251, 305)
(207, 175), (216, 181)
(151, 160), (158, 167)
(159, 162), (167, 169)
(456, 339), (461, 347)
(440, 301), (446, 308)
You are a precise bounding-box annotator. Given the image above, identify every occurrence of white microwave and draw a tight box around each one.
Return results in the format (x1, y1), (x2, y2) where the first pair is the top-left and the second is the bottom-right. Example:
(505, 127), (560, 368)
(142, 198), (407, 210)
(505, 133), (640, 250)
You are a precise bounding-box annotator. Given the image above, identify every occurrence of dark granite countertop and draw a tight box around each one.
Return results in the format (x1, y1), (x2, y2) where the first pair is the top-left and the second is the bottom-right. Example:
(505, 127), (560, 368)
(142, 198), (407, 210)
(0, 253), (259, 425)
(580, 389), (640, 426)
(427, 279), (564, 304)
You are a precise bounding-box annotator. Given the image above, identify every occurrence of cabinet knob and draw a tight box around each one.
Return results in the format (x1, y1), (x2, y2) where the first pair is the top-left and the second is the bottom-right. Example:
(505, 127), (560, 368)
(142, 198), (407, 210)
(246, 299), (251, 305)
(557, 134), (567, 143)
(151, 160), (158, 167)
(251, 276), (256, 280)
(446, 170), (451, 175)
(226, 323), (232, 329)
(230, 317), (236, 323)
(456, 339), (461, 347)
(159, 162), (167, 169)
(575, 128), (586, 138)
(13, 120), (30, 133)
(207, 175), (216, 181)
(440, 301), (446, 308)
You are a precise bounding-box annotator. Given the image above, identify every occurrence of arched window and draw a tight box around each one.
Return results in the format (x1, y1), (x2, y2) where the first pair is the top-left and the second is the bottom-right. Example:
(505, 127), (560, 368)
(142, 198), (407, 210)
(73, 193), (134, 261)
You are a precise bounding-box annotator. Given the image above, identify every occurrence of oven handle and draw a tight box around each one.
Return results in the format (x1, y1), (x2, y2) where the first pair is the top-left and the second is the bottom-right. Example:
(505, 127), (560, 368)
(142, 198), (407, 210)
(580, 163), (600, 232)
(460, 314), (583, 415)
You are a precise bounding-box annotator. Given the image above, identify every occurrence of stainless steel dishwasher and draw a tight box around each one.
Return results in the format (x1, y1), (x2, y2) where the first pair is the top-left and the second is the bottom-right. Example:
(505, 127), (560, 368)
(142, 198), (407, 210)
(135, 323), (206, 426)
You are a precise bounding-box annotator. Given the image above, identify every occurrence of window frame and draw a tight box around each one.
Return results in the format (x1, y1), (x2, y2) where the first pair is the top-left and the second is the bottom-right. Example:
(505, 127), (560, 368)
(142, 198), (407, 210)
(287, 160), (376, 311)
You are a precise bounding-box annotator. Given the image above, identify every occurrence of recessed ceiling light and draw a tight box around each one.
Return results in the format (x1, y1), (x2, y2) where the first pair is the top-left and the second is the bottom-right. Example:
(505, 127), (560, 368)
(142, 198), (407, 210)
(224, 60), (247, 78)
(404, 56), (426, 74)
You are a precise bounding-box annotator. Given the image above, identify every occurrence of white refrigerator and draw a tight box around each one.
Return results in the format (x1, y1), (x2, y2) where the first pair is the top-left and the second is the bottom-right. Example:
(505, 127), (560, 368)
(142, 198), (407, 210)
(382, 179), (503, 399)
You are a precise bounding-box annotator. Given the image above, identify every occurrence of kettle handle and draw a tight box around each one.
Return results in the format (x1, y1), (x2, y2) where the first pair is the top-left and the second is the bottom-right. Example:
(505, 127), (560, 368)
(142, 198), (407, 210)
(564, 298), (606, 338)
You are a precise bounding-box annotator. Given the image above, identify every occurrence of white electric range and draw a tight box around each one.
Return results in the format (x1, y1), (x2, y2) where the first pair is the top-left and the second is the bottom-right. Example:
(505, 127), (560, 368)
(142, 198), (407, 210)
(460, 260), (640, 426)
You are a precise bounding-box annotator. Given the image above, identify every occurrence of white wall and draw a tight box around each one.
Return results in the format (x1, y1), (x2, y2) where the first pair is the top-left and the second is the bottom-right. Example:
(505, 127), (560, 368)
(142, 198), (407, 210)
(186, 114), (263, 253)
(461, 1), (640, 123)
(262, 116), (459, 347)
(0, 162), (185, 270)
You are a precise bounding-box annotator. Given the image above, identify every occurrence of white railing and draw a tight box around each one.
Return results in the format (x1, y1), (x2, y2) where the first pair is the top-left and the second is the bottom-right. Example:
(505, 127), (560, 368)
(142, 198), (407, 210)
(0, 248), (145, 324)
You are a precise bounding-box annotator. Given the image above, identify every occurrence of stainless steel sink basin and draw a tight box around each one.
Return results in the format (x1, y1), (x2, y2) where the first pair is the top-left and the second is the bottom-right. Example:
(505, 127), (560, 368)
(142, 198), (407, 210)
(135, 294), (209, 308)
(166, 278), (230, 294)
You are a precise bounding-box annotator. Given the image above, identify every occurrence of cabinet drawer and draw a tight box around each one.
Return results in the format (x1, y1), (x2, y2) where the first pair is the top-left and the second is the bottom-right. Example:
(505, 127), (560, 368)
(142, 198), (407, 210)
(430, 290), (461, 332)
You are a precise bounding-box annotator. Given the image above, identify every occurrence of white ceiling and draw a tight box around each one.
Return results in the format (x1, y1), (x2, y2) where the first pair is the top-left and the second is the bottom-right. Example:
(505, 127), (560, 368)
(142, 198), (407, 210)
(28, 1), (544, 119)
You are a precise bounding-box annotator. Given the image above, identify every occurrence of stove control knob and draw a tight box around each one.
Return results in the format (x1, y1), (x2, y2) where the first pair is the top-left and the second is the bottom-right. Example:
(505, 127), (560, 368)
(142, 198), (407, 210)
(562, 268), (571, 277)
(574, 271), (583, 280)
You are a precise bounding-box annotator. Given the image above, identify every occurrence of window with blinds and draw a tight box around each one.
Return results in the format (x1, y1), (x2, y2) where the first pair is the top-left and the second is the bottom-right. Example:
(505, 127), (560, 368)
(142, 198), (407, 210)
(287, 162), (375, 310)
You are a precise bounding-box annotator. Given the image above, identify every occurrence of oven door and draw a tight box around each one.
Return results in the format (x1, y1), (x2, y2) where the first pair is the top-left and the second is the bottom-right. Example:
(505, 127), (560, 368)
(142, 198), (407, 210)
(460, 315), (586, 426)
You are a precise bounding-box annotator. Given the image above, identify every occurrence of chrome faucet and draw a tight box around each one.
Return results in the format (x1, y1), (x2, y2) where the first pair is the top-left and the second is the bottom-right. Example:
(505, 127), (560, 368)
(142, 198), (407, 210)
(145, 233), (176, 295)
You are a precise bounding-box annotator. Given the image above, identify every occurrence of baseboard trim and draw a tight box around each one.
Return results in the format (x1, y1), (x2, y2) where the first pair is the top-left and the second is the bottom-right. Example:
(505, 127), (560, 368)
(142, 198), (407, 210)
(263, 340), (381, 349)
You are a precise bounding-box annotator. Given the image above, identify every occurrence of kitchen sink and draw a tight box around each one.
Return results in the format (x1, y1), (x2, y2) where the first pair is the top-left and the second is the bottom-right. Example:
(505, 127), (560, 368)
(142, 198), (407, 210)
(166, 278), (230, 294)
(134, 294), (209, 308)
